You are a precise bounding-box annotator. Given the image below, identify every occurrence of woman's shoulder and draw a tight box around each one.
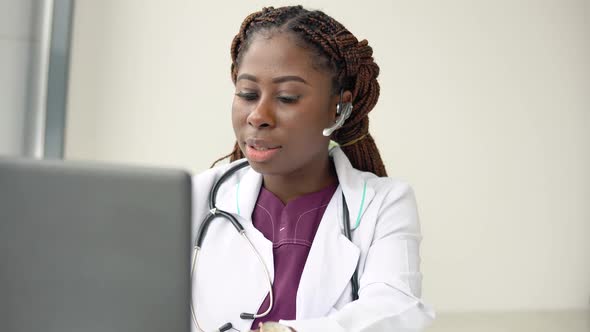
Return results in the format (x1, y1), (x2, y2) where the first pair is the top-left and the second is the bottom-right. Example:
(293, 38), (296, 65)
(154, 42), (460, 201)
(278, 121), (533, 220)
(367, 175), (416, 200)
(331, 145), (416, 198)
(337, 157), (416, 201)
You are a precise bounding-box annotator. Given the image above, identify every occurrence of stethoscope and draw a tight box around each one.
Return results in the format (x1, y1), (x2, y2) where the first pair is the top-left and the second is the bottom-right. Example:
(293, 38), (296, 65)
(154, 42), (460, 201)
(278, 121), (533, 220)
(190, 160), (359, 332)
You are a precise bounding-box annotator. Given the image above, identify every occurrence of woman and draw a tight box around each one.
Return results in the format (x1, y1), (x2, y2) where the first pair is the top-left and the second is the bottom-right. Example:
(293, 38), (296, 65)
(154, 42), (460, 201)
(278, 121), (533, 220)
(191, 6), (434, 332)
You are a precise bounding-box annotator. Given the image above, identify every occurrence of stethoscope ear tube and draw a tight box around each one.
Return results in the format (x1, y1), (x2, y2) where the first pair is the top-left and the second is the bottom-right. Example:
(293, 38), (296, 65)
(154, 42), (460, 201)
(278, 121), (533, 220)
(208, 160), (250, 211)
(196, 160), (250, 248)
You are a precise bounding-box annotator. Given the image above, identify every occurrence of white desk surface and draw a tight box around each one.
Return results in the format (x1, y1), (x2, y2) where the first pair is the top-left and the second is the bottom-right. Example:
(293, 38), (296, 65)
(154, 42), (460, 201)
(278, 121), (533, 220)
(428, 310), (589, 332)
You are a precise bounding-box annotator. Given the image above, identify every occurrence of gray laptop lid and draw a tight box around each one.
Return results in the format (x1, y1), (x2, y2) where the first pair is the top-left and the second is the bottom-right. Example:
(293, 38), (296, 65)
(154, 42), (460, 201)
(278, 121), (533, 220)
(0, 158), (191, 332)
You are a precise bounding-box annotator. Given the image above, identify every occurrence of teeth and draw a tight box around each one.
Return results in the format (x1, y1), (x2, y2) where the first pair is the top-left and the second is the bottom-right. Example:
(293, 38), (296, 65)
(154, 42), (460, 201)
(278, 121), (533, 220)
(255, 147), (268, 151)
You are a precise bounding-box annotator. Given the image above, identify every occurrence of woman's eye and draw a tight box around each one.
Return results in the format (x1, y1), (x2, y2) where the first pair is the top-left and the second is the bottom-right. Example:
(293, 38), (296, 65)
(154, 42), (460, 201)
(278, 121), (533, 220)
(277, 95), (300, 104)
(236, 92), (258, 101)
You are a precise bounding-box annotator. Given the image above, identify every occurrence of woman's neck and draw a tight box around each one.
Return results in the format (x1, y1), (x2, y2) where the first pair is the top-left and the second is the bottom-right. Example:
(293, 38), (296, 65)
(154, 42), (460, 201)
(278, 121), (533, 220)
(262, 156), (337, 204)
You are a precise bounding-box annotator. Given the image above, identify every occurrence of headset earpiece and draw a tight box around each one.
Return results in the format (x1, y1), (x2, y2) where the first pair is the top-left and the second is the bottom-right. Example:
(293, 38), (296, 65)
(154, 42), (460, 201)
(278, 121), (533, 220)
(323, 89), (353, 137)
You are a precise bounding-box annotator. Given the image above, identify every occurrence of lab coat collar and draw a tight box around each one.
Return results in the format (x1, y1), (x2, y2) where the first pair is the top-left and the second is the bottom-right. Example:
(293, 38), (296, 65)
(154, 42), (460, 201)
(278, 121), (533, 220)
(215, 164), (261, 222)
(329, 146), (376, 231)
(215, 146), (376, 229)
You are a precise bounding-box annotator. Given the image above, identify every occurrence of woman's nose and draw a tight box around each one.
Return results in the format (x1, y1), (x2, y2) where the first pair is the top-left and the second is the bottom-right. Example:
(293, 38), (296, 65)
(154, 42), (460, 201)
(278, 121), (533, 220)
(247, 98), (275, 129)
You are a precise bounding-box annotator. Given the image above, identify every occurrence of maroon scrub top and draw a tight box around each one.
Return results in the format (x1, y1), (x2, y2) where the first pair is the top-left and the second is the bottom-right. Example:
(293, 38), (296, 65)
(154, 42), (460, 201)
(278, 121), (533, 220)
(251, 182), (338, 328)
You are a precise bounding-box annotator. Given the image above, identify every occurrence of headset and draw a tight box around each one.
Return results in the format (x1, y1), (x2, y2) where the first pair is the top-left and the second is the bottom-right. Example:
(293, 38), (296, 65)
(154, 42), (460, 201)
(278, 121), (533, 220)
(323, 89), (353, 137)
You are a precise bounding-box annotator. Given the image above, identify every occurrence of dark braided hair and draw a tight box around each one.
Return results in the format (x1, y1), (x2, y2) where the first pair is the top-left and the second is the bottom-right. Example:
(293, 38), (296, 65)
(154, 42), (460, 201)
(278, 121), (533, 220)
(215, 5), (387, 176)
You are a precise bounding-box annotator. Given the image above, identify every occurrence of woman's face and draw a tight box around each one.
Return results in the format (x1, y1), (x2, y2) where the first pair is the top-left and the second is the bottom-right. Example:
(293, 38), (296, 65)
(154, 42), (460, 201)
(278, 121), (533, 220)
(232, 32), (338, 176)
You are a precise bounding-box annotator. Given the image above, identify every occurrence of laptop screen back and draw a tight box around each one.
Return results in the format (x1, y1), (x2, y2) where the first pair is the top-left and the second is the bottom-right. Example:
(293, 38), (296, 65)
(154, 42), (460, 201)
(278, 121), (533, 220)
(0, 158), (191, 332)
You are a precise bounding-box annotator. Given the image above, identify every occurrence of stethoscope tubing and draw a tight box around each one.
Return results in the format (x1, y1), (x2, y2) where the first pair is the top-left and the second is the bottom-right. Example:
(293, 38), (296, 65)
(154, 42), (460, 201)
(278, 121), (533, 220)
(191, 159), (359, 331)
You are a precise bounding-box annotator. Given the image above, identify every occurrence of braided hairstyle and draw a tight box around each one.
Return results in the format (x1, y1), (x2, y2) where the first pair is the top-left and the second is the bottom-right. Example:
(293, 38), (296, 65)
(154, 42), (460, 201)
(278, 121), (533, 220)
(216, 5), (387, 176)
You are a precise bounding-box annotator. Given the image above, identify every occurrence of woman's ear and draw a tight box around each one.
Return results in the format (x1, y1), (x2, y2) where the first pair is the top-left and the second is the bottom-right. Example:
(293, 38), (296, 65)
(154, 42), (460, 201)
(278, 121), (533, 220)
(336, 90), (353, 115)
(342, 90), (353, 104)
(331, 90), (353, 117)
(323, 90), (354, 137)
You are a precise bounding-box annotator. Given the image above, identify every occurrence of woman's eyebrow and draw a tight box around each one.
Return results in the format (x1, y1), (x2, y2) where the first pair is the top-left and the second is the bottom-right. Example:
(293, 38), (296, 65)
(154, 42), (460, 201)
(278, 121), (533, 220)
(236, 74), (310, 86)
(236, 73), (258, 82)
(272, 75), (309, 85)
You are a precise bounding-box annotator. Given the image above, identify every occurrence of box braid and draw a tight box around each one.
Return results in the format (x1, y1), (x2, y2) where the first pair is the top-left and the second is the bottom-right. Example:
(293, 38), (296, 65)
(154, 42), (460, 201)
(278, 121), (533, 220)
(215, 5), (387, 176)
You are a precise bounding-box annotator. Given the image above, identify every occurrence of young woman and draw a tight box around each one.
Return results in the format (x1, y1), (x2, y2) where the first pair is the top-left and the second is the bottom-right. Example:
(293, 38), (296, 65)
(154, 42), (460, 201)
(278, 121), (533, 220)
(191, 6), (434, 332)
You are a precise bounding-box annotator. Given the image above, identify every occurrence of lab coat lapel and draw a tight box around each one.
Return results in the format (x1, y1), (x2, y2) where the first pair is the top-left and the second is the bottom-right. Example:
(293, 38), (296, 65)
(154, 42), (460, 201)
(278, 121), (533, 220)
(295, 147), (376, 318)
(295, 189), (359, 318)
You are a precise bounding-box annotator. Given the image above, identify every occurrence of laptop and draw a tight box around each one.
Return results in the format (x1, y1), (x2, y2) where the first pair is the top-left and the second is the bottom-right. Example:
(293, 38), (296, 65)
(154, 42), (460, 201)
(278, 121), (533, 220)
(0, 157), (192, 332)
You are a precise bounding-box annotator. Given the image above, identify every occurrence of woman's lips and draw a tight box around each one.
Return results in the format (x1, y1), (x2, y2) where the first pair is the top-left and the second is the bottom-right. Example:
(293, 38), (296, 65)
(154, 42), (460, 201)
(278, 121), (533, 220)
(244, 138), (281, 162)
(245, 144), (281, 162)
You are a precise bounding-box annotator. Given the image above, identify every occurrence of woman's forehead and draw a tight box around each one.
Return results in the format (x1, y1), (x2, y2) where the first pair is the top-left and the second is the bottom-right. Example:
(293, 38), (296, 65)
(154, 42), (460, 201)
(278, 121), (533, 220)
(237, 33), (331, 83)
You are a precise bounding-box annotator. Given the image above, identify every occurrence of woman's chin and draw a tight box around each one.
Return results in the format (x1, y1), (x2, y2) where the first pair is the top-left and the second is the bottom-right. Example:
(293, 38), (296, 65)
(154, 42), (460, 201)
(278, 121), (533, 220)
(246, 159), (276, 175)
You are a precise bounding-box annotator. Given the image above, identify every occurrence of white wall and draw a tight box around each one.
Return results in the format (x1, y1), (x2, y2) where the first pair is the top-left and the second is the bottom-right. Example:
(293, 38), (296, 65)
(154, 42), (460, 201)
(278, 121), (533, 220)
(65, 0), (590, 312)
(0, 0), (36, 156)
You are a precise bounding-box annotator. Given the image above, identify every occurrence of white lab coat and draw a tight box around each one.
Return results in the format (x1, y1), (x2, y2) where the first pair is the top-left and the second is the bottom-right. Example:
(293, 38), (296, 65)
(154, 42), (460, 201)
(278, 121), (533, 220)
(191, 146), (434, 332)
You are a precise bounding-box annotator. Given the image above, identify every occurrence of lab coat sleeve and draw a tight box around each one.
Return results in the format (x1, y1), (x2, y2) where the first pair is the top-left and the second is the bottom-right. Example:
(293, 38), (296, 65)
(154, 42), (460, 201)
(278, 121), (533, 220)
(281, 181), (435, 332)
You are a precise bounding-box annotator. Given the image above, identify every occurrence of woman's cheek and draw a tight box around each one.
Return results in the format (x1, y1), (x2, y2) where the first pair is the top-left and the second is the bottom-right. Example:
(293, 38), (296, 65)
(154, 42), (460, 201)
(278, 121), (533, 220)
(231, 102), (247, 124)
